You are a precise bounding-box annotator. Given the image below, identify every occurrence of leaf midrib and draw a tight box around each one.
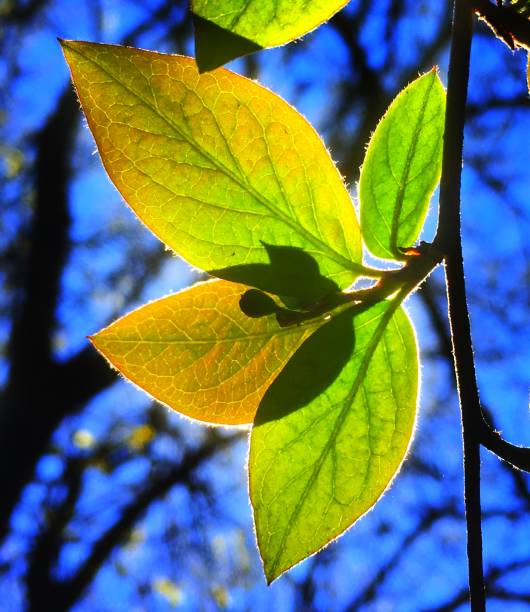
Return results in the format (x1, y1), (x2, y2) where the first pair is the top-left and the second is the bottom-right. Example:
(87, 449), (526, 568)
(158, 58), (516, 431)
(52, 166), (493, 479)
(266, 298), (402, 579)
(100, 301), (378, 348)
(99, 322), (316, 346)
(68, 43), (364, 276)
(389, 74), (436, 256)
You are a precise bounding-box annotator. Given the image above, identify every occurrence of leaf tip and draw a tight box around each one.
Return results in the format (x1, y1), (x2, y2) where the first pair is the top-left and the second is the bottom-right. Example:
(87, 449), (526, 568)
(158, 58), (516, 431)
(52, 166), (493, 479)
(262, 555), (302, 585)
(262, 561), (282, 586)
(87, 331), (104, 349)
(58, 39), (84, 66)
(58, 38), (71, 59)
(58, 38), (75, 52)
(87, 336), (98, 352)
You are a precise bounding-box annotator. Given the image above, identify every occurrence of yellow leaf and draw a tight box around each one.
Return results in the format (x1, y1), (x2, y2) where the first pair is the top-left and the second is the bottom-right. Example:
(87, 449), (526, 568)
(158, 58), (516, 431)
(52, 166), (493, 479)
(90, 281), (322, 425)
(60, 40), (363, 303)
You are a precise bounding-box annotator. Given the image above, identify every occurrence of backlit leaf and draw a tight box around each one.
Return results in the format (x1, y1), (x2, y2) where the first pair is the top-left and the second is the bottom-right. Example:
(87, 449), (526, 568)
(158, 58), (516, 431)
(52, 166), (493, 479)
(61, 41), (363, 303)
(90, 280), (328, 426)
(359, 70), (445, 261)
(250, 298), (418, 582)
(191, 0), (350, 71)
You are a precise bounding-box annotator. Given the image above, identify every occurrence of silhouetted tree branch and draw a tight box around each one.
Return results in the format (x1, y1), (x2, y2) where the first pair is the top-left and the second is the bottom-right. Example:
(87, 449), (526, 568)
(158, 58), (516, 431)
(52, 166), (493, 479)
(1, 1), (528, 609)
(422, 279), (530, 474)
(344, 503), (460, 611)
(0, 87), (78, 540)
(434, 1), (485, 606)
(26, 430), (241, 611)
(426, 558), (530, 611)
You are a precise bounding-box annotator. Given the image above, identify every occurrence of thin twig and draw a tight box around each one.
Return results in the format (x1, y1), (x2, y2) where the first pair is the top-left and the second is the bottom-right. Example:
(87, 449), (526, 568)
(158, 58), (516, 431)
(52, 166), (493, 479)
(473, 0), (530, 50)
(421, 280), (530, 474)
(480, 422), (530, 472)
(434, 0), (486, 609)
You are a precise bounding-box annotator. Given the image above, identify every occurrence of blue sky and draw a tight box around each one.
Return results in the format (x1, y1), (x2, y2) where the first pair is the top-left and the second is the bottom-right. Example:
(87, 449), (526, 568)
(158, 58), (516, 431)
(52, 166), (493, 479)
(1, 1), (529, 610)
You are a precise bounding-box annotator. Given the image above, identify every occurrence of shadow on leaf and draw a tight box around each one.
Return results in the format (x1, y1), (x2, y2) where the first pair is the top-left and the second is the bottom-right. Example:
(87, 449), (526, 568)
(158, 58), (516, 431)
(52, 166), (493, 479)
(211, 243), (340, 310)
(238, 288), (314, 327)
(193, 14), (263, 73)
(254, 305), (365, 425)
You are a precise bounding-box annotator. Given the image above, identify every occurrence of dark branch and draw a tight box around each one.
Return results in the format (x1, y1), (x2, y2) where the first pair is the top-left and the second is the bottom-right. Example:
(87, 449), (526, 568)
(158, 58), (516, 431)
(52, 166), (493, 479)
(27, 459), (84, 611)
(467, 94), (530, 118)
(473, 0), (530, 49)
(1, 0), (48, 25)
(426, 558), (530, 611)
(421, 280), (530, 474)
(434, 1), (486, 608)
(0, 88), (78, 539)
(49, 432), (240, 611)
(480, 422), (530, 472)
(344, 504), (460, 610)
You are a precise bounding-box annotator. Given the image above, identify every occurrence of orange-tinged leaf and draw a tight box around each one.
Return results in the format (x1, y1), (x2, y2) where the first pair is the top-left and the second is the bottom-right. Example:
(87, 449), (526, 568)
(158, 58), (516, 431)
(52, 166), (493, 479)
(90, 281), (323, 425)
(60, 40), (363, 303)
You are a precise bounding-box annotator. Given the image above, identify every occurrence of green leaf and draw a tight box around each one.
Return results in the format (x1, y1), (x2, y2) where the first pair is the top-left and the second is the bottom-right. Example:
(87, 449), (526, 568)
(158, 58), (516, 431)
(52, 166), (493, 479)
(90, 280), (327, 426)
(359, 70), (445, 261)
(61, 41), (363, 303)
(250, 298), (418, 582)
(191, 0), (350, 70)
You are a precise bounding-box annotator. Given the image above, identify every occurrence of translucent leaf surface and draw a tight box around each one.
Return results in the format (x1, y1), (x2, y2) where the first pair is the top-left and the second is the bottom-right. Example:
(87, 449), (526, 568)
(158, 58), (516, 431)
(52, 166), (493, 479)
(90, 281), (326, 425)
(359, 70), (445, 261)
(250, 299), (418, 581)
(191, 0), (349, 70)
(61, 41), (363, 303)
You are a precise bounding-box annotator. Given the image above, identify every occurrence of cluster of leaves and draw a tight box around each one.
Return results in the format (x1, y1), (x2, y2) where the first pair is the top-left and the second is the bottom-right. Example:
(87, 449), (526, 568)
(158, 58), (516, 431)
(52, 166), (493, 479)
(61, 1), (446, 582)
